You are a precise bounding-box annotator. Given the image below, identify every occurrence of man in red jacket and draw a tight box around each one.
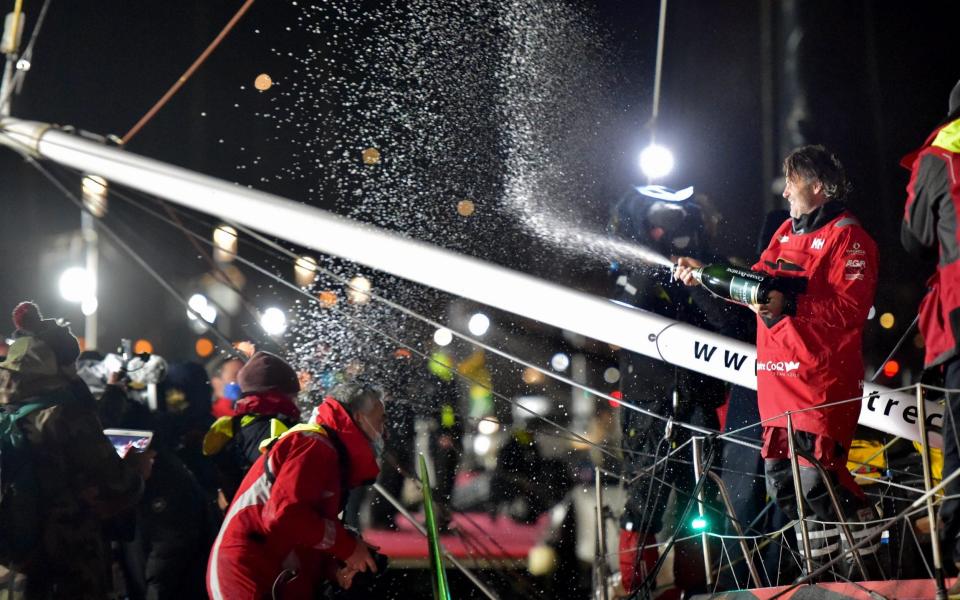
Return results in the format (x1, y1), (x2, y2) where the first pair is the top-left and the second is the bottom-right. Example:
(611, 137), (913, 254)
(901, 78), (960, 572)
(206, 376), (385, 599)
(677, 145), (881, 580)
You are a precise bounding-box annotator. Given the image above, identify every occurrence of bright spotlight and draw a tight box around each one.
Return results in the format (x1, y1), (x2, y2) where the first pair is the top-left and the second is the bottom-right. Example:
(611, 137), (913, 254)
(639, 144), (674, 180)
(473, 434), (492, 456)
(59, 267), (94, 303)
(187, 294), (217, 324)
(468, 313), (490, 336)
(550, 352), (570, 372)
(433, 327), (454, 347)
(80, 296), (99, 316)
(260, 307), (288, 335)
(478, 417), (500, 436)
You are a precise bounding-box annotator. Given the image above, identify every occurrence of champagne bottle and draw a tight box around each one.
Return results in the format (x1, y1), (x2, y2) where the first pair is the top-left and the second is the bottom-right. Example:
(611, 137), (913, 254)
(690, 263), (775, 305)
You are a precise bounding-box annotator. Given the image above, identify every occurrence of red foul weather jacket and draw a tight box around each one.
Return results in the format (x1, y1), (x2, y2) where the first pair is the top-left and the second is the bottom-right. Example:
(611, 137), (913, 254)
(206, 399), (379, 599)
(901, 117), (960, 368)
(752, 202), (878, 450)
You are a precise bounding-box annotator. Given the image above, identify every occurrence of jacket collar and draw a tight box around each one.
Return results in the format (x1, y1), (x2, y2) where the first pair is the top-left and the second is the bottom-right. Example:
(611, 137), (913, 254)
(234, 391), (300, 420)
(791, 200), (845, 235)
(313, 398), (380, 488)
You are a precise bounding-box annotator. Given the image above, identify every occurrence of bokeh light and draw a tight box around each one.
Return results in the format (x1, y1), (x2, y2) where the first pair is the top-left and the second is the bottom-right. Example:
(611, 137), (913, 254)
(603, 367), (620, 383)
(522, 367), (545, 385)
(362, 147), (381, 165)
(317, 290), (338, 308)
(457, 199), (475, 217)
(260, 307), (288, 335)
(550, 352), (570, 372)
(468, 312), (490, 336)
(254, 73), (273, 91)
(347, 276), (372, 305)
(433, 327), (453, 346)
(59, 267), (94, 303)
(195, 338), (214, 358)
(882, 360), (900, 378)
(134, 339), (153, 354)
(879, 313), (895, 329)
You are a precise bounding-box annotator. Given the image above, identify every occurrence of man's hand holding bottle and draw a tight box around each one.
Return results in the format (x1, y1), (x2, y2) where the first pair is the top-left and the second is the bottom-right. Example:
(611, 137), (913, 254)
(673, 256), (785, 318)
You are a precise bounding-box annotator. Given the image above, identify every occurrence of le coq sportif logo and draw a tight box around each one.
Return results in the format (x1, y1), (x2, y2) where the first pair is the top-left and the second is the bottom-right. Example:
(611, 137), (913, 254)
(756, 360), (801, 373)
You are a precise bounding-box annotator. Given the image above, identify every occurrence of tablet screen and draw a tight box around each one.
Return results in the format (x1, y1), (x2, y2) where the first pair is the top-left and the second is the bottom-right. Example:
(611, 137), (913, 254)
(103, 428), (154, 458)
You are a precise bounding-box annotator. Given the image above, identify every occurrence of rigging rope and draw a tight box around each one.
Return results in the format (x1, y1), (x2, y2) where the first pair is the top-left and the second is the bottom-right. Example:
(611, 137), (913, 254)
(121, 0), (257, 145)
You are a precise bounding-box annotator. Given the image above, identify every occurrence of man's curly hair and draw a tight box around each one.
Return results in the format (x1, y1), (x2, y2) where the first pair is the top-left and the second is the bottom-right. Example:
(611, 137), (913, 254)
(783, 145), (851, 201)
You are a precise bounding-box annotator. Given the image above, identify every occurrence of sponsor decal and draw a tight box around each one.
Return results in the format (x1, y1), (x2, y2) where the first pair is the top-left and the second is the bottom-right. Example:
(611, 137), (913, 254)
(779, 235), (790, 243)
(692, 342), (751, 372)
(845, 259), (866, 269)
(756, 360), (801, 373)
(845, 273), (865, 281)
(811, 238), (825, 250)
(845, 242), (866, 255)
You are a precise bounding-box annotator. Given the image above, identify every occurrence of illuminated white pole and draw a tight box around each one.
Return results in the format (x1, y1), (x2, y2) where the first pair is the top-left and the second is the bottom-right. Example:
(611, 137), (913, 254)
(0, 118), (942, 445)
(80, 210), (98, 349)
(80, 174), (106, 350)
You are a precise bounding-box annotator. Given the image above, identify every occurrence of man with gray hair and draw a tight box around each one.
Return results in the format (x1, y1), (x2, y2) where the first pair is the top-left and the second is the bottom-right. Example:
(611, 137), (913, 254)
(207, 372), (386, 598)
(677, 145), (882, 581)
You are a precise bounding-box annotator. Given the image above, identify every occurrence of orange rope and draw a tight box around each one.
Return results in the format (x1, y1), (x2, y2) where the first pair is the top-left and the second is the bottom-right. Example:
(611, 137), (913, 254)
(121, 0), (257, 145)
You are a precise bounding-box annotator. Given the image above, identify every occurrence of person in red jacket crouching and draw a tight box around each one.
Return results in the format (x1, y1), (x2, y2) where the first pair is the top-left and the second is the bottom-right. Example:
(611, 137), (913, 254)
(206, 374), (386, 599)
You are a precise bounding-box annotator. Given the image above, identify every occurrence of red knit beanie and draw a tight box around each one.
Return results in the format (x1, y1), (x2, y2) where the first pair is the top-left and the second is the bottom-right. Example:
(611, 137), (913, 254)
(11, 302), (80, 368)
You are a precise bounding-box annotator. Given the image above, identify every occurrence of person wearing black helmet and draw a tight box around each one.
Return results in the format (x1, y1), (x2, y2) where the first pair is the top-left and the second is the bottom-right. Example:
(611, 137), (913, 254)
(608, 186), (732, 595)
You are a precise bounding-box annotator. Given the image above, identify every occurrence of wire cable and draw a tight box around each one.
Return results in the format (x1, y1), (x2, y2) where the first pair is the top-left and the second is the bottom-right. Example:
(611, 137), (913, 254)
(22, 155), (244, 358)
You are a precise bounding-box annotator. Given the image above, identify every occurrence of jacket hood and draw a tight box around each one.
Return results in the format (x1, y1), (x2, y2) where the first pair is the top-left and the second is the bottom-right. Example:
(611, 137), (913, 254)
(313, 398), (380, 487)
(234, 391), (300, 421)
(900, 118), (960, 169)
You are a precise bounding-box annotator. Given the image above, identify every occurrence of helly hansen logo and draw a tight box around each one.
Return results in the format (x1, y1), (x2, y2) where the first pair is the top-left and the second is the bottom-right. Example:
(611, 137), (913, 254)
(779, 235), (790, 243)
(693, 341), (751, 371)
(811, 238), (825, 250)
(756, 360), (800, 373)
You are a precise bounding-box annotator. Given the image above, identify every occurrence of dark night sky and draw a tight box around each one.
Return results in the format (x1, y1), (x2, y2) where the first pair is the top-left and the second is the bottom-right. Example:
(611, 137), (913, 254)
(1, 0), (958, 377)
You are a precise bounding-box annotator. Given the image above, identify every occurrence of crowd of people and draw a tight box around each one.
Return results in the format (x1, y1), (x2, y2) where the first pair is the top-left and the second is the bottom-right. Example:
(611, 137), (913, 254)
(0, 301), (394, 599)
(0, 303), (565, 599)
